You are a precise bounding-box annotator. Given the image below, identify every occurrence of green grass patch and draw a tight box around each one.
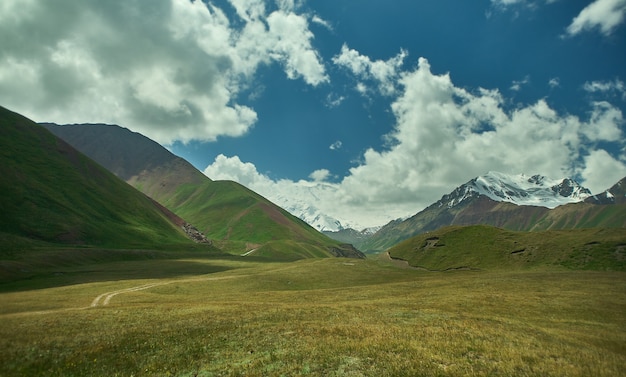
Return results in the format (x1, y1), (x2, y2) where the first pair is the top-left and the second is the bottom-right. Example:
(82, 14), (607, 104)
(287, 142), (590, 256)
(0, 256), (624, 376)
(388, 225), (626, 271)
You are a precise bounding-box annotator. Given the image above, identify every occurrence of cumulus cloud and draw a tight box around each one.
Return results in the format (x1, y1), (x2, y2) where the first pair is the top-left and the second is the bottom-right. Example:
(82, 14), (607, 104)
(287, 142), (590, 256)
(337, 58), (625, 213)
(565, 0), (626, 36)
(580, 149), (626, 192)
(204, 57), (626, 229)
(203, 154), (267, 187)
(0, 0), (327, 144)
(333, 44), (408, 96)
(309, 169), (331, 181)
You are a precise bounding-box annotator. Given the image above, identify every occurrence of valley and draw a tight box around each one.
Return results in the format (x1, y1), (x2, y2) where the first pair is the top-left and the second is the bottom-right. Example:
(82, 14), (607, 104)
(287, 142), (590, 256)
(1, 254), (625, 377)
(1, 105), (625, 376)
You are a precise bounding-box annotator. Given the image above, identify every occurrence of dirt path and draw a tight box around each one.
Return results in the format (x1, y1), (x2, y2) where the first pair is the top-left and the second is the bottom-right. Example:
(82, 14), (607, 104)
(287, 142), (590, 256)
(89, 262), (313, 307)
(89, 275), (238, 307)
(2, 262), (317, 316)
(90, 282), (168, 307)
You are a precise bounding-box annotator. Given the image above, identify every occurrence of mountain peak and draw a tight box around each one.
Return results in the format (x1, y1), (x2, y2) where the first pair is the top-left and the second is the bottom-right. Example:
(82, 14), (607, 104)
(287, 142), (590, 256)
(440, 172), (591, 209)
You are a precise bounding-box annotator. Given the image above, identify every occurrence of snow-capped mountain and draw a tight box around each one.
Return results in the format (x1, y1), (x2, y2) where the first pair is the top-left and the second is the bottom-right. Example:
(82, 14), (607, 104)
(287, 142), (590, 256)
(438, 171), (592, 209)
(263, 181), (348, 232)
(359, 171), (602, 252)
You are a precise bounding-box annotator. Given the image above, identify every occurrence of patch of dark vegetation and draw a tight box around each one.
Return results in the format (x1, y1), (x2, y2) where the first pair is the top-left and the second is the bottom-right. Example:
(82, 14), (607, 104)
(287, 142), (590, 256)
(443, 266), (480, 271)
(327, 244), (366, 259)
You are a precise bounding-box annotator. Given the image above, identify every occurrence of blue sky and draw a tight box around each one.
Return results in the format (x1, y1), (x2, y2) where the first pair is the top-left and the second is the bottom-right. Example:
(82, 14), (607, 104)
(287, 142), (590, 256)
(1, 0), (625, 229)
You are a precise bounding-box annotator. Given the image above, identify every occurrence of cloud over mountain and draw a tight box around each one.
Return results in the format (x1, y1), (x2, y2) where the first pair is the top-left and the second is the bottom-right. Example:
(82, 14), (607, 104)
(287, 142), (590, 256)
(205, 55), (626, 229)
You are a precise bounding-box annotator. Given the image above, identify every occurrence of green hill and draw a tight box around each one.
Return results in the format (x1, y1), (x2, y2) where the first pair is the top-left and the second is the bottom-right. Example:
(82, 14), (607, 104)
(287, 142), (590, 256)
(0, 106), (195, 250)
(43, 123), (364, 259)
(388, 225), (626, 271)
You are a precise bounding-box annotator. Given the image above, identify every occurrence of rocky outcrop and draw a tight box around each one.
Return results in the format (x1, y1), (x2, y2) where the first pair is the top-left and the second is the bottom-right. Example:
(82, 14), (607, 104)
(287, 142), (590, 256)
(182, 223), (212, 244)
(327, 244), (366, 259)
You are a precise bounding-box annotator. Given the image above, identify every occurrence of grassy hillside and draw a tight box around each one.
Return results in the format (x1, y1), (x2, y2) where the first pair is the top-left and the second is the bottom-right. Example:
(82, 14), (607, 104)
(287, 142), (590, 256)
(44, 123), (364, 259)
(530, 202), (626, 230)
(388, 225), (626, 271)
(0, 106), (194, 250)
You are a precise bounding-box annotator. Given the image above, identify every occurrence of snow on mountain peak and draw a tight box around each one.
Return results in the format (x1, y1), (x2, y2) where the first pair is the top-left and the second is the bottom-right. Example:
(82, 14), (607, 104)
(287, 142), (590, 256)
(443, 171), (592, 209)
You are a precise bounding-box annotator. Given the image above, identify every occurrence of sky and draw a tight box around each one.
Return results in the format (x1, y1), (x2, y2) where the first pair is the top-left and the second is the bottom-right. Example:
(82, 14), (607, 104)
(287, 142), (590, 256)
(1, 0), (625, 230)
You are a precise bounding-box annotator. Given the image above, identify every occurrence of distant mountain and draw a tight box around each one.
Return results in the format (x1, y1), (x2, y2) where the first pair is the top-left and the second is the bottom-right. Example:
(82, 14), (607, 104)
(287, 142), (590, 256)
(359, 172), (625, 252)
(322, 227), (380, 245)
(0, 106), (196, 249)
(585, 177), (626, 205)
(264, 181), (347, 232)
(43, 123), (364, 259)
(434, 171), (592, 209)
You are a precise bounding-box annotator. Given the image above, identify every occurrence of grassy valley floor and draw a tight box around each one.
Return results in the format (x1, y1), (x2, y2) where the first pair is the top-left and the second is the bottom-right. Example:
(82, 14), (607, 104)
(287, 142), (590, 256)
(1, 256), (625, 376)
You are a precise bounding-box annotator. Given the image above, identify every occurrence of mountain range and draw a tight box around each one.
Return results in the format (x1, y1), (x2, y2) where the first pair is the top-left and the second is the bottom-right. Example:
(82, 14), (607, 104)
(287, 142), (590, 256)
(356, 171), (626, 252)
(41, 121), (364, 260)
(3, 103), (623, 262)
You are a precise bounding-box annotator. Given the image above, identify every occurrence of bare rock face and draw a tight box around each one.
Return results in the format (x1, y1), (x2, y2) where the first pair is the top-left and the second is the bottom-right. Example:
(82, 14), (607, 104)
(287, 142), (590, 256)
(182, 223), (212, 244)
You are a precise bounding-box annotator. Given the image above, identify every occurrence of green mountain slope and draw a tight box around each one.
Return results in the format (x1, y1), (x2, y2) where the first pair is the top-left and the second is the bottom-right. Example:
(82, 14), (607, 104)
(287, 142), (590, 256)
(0, 106), (194, 249)
(388, 225), (626, 271)
(43, 123), (364, 259)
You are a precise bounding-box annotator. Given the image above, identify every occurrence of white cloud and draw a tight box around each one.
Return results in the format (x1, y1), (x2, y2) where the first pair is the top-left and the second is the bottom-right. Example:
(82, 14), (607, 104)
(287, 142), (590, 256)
(309, 169), (331, 182)
(583, 79), (626, 100)
(325, 93), (345, 108)
(337, 58), (624, 213)
(510, 75), (530, 91)
(491, 0), (525, 6)
(203, 154), (267, 187)
(333, 44), (408, 96)
(266, 11), (329, 86)
(229, 0), (266, 21)
(275, 0), (296, 12)
(490, 0), (560, 7)
(580, 149), (626, 192)
(0, 0), (327, 144)
(311, 15), (333, 31)
(329, 140), (343, 150)
(488, 0), (558, 13)
(549, 77), (560, 88)
(566, 0), (626, 36)
(204, 57), (626, 229)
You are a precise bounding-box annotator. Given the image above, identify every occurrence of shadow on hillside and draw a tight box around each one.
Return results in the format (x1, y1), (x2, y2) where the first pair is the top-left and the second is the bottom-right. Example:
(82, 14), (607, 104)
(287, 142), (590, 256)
(0, 249), (235, 292)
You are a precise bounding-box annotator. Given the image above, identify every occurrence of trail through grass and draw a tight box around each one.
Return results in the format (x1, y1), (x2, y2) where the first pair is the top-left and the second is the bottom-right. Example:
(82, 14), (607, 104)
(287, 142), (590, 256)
(1, 256), (625, 376)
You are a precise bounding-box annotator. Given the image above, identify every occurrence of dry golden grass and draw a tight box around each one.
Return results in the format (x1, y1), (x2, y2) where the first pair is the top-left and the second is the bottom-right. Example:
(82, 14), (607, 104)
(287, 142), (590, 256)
(1, 257), (625, 376)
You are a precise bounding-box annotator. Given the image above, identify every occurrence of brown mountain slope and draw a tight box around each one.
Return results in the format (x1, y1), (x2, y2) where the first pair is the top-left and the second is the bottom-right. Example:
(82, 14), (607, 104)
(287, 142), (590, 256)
(43, 123), (364, 259)
(359, 181), (626, 253)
